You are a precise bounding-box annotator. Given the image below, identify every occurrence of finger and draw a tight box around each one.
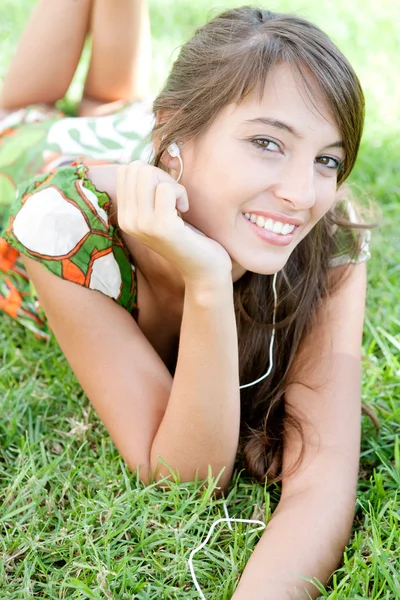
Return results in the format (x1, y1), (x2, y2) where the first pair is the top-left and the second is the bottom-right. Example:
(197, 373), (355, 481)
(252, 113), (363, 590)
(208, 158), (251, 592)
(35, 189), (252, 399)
(135, 165), (189, 224)
(125, 161), (148, 223)
(173, 182), (189, 213)
(136, 164), (158, 221)
(154, 181), (183, 225)
(151, 167), (189, 213)
(117, 162), (142, 232)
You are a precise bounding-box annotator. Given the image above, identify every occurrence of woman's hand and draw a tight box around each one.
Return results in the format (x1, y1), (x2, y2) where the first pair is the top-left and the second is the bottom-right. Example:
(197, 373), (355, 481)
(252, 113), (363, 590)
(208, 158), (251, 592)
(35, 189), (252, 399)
(116, 161), (233, 287)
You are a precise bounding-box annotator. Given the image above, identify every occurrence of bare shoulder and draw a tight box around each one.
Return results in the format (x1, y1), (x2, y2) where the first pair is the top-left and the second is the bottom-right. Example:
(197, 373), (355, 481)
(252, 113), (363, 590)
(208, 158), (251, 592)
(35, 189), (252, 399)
(281, 262), (367, 498)
(22, 254), (172, 480)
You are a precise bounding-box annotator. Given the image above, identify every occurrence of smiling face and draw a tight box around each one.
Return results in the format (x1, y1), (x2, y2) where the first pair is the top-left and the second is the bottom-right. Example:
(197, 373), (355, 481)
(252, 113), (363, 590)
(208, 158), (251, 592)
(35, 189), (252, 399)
(175, 62), (346, 278)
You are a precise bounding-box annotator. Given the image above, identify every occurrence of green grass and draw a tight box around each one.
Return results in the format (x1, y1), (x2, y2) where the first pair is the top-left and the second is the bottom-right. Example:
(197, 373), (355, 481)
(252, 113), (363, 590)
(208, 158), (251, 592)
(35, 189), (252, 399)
(1, 1), (399, 598)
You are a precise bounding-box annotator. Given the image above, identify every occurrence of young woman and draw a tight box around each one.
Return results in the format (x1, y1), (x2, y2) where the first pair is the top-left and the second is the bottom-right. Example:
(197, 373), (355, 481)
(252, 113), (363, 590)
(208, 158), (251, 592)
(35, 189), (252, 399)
(0, 1), (372, 597)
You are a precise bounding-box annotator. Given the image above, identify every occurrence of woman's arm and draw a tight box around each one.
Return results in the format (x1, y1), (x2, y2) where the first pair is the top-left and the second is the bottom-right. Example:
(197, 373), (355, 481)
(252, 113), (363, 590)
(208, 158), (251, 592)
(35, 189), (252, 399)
(150, 277), (240, 490)
(232, 262), (367, 600)
(21, 257), (240, 491)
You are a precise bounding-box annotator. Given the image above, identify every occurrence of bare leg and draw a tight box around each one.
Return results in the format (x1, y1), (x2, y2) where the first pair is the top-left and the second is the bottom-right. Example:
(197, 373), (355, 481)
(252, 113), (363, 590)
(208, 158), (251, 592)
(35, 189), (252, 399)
(79, 0), (151, 116)
(0, 0), (93, 111)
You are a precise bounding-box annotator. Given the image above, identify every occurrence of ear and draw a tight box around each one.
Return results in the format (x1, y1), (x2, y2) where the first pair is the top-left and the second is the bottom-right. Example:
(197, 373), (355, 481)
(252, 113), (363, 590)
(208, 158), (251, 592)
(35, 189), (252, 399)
(154, 110), (183, 175)
(159, 148), (176, 170)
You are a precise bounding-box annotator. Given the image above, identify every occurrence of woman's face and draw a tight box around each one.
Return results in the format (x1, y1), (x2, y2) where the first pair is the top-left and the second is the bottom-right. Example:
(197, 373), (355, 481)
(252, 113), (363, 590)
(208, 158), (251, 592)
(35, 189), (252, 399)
(178, 62), (345, 278)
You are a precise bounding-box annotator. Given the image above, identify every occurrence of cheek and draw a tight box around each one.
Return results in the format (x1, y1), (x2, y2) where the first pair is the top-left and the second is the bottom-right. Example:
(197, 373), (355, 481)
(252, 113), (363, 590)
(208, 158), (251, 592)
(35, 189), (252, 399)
(313, 179), (338, 218)
(298, 181), (337, 241)
(183, 148), (247, 217)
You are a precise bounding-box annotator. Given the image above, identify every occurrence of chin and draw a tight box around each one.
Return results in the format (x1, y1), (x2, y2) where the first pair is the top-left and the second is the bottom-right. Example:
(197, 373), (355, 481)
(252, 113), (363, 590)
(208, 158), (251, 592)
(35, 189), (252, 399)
(230, 252), (288, 277)
(249, 265), (285, 276)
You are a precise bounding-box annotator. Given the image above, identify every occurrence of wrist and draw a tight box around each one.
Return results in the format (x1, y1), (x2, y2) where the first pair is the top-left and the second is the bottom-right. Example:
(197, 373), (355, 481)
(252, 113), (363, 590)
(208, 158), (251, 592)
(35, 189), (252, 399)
(184, 274), (233, 305)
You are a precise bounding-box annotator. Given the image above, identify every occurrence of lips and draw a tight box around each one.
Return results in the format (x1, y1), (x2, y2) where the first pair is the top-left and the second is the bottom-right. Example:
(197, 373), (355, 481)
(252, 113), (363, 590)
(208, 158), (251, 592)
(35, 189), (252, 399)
(242, 210), (304, 227)
(242, 213), (297, 247)
(244, 212), (295, 235)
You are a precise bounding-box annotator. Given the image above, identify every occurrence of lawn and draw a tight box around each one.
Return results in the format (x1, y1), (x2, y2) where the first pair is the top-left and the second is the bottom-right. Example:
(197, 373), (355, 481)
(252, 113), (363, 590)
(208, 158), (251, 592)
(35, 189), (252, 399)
(0, 1), (399, 599)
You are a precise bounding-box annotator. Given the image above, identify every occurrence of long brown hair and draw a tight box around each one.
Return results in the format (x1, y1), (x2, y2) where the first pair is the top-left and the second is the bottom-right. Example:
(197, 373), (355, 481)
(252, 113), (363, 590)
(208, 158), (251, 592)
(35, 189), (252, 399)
(151, 6), (373, 483)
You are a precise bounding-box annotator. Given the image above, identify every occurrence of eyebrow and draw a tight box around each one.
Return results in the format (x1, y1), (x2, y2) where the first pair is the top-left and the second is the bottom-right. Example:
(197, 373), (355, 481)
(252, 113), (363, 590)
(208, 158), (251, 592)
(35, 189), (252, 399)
(244, 117), (344, 150)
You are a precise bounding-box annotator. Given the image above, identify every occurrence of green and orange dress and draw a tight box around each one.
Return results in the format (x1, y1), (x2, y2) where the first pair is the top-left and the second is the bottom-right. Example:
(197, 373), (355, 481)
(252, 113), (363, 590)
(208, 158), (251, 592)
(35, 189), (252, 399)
(0, 100), (153, 338)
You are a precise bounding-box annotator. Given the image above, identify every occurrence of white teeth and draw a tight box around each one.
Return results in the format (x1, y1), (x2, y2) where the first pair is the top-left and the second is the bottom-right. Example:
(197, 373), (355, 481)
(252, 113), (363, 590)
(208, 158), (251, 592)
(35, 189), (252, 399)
(264, 218), (274, 231)
(256, 215), (265, 227)
(244, 212), (296, 235)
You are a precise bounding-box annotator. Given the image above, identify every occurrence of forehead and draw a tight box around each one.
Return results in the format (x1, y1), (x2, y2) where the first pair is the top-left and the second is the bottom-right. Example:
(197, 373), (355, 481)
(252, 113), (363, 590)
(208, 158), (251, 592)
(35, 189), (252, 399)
(219, 63), (341, 140)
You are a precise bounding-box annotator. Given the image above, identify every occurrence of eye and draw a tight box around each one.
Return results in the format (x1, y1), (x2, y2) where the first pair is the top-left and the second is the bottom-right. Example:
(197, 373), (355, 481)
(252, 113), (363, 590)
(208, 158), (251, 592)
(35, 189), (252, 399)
(252, 138), (281, 153)
(316, 155), (344, 171)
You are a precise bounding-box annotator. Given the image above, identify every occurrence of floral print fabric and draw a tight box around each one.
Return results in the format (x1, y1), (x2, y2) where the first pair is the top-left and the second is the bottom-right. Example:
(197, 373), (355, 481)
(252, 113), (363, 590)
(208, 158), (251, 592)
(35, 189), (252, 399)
(0, 100), (153, 338)
(2, 163), (138, 338)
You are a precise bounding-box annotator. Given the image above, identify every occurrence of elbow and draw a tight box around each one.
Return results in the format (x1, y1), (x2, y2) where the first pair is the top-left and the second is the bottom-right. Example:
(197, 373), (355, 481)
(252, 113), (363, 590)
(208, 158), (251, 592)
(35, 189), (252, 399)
(123, 456), (187, 489)
(124, 446), (233, 492)
(122, 449), (154, 486)
(147, 458), (231, 495)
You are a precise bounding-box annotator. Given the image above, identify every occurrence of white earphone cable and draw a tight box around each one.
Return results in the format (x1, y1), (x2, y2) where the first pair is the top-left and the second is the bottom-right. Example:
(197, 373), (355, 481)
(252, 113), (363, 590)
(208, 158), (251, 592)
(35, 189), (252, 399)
(188, 502), (266, 599)
(176, 154), (183, 183)
(239, 270), (278, 389)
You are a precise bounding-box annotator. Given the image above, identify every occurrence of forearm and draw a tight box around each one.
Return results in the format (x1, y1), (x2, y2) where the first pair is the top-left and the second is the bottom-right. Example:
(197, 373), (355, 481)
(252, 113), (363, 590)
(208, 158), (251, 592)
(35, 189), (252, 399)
(232, 489), (356, 600)
(150, 278), (240, 489)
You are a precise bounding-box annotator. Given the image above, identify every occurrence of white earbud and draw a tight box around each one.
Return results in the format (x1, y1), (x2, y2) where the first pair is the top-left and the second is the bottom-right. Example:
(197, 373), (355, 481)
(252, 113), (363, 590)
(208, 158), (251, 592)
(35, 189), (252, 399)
(167, 142), (181, 157)
(165, 141), (183, 182)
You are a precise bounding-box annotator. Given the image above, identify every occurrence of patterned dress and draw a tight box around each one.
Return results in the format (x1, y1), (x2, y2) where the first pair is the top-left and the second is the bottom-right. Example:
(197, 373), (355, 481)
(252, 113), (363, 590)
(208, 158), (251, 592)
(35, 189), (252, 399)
(0, 101), (153, 338)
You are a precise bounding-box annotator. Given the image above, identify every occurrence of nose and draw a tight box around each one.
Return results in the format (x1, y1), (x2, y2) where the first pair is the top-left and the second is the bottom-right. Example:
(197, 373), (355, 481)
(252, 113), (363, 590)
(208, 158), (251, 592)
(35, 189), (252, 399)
(272, 159), (316, 210)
